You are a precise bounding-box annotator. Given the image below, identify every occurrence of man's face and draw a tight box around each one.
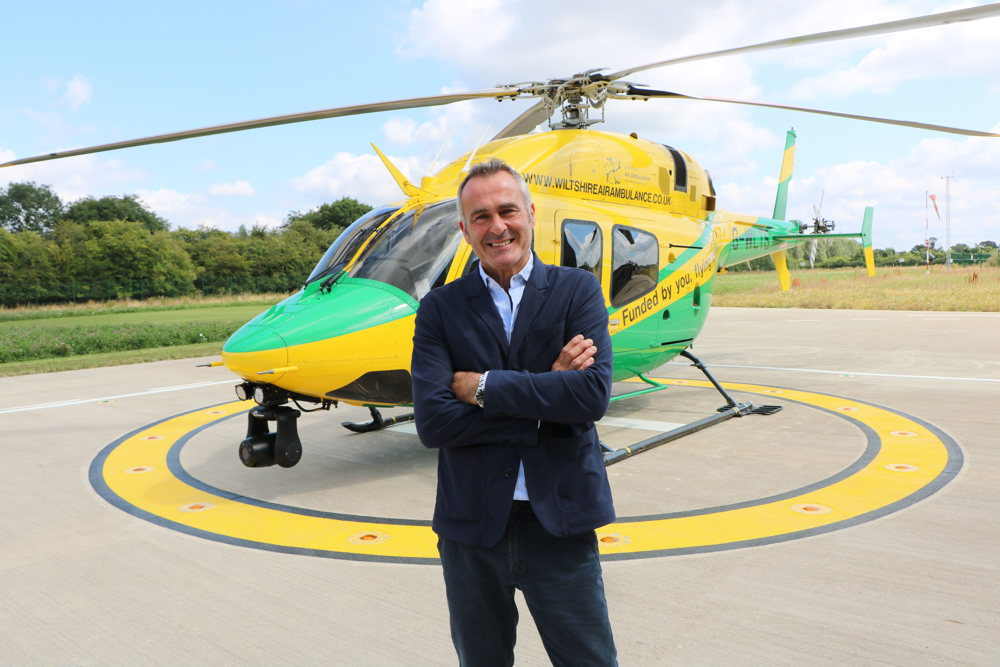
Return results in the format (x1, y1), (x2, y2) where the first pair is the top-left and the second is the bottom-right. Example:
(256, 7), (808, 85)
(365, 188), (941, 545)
(458, 171), (535, 286)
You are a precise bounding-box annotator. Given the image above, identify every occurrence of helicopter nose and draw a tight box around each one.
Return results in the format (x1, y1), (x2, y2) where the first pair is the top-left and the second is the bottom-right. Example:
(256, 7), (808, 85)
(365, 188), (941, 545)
(222, 328), (290, 381)
(220, 281), (419, 404)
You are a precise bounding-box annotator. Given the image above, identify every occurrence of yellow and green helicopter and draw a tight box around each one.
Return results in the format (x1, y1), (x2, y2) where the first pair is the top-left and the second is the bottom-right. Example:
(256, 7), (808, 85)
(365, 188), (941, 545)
(5, 5), (999, 468)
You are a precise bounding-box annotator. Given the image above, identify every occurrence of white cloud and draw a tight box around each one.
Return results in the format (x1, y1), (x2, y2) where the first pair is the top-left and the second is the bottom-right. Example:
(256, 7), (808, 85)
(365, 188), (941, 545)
(135, 188), (206, 220)
(384, 115), (449, 148)
(291, 151), (432, 205)
(208, 180), (255, 196)
(396, 0), (515, 65)
(379, 97), (486, 163)
(787, 15), (1000, 101)
(63, 75), (93, 110)
(135, 187), (284, 232)
(395, 0), (920, 86)
(0, 153), (146, 203)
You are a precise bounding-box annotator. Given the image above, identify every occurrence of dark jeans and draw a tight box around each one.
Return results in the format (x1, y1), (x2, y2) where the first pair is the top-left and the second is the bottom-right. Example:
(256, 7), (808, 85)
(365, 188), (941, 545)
(438, 501), (617, 666)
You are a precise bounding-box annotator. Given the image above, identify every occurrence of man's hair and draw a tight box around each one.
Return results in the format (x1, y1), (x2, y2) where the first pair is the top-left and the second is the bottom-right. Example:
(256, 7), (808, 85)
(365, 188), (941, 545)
(455, 158), (533, 222)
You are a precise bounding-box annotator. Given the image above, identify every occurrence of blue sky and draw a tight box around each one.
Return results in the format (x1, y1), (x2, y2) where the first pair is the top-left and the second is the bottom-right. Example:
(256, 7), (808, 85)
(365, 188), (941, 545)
(3, 0), (999, 252)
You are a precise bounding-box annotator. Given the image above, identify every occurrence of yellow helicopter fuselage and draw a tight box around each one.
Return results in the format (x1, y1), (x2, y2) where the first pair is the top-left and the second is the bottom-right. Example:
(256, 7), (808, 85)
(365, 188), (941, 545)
(221, 127), (813, 409)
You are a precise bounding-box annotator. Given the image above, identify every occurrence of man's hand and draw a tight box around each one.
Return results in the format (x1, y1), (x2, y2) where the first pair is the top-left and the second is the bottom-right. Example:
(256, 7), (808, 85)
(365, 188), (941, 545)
(451, 335), (596, 405)
(451, 371), (481, 405)
(550, 334), (597, 372)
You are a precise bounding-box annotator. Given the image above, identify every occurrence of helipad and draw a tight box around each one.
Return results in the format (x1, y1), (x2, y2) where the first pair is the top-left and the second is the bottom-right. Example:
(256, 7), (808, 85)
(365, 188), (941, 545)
(91, 380), (960, 562)
(3, 307), (997, 665)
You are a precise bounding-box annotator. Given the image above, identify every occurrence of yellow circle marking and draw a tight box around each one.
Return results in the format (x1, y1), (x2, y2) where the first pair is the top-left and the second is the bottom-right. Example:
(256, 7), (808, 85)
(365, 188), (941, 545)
(91, 382), (959, 563)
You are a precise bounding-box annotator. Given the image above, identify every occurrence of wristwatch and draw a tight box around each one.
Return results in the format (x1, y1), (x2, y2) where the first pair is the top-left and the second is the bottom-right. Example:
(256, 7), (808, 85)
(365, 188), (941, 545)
(474, 372), (488, 408)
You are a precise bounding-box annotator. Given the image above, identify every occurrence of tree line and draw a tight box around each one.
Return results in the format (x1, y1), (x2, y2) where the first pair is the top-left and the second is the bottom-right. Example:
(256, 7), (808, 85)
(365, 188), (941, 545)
(2, 181), (996, 306)
(728, 236), (998, 272)
(0, 181), (370, 306)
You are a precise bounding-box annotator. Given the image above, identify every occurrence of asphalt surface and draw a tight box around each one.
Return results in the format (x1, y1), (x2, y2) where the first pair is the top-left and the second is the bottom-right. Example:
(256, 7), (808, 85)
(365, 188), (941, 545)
(1, 307), (997, 666)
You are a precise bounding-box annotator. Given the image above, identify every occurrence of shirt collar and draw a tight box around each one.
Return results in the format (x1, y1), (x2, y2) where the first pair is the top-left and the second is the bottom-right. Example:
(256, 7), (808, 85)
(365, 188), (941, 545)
(477, 252), (534, 290)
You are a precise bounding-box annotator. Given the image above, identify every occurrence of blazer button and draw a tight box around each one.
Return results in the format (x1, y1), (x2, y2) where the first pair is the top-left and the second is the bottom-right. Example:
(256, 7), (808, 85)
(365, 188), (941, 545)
(504, 468), (515, 478)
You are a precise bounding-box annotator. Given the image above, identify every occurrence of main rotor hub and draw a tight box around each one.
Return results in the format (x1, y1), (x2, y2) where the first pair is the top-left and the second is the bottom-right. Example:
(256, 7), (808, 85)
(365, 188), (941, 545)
(515, 70), (638, 129)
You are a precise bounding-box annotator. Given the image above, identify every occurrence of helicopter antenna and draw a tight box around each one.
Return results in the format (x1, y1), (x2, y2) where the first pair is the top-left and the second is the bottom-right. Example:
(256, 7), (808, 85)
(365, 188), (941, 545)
(428, 133), (453, 175)
(462, 125), (493, 172)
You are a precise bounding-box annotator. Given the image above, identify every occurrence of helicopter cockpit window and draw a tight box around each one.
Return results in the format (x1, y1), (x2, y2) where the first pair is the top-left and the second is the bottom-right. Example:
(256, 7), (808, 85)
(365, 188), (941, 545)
(611, 225), (658, 309)
(561, 219), (602, 282)
(347, 201), (464, 302)
(305, 205), (399, 285)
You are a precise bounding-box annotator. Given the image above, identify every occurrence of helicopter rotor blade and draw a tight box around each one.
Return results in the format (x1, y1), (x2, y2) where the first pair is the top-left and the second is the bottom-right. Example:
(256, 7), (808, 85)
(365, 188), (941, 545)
(491, 100), (553, 140)
(814, 190), (825, 220)
(624, 87), (1000, 138)
(0, 88), (523, 168)
(607, 4), (1000, 81)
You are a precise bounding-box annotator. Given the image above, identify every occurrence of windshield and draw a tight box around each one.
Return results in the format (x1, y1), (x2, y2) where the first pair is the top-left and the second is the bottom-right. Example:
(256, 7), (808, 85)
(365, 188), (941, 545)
(305, 206), (399, 285)
(347, 200), (464, 301)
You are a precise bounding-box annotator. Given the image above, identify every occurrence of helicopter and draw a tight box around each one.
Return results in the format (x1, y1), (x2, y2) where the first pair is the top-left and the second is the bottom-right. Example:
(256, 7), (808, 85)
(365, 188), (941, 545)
(4, 5), (999, 469)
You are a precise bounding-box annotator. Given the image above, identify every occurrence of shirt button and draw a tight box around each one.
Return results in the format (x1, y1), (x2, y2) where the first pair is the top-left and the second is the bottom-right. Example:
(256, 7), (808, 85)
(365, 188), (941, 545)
(504, 468), (515, 478)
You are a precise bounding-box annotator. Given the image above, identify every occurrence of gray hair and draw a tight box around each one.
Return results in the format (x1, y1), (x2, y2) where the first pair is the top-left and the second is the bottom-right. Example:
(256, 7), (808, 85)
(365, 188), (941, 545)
(455, 158), (533, 222)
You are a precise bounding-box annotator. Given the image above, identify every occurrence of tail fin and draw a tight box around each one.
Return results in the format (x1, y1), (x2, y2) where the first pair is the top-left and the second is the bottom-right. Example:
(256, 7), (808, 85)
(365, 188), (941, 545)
(773, 249), (792, 291)
(772, 129), (796, 221)
(861, 206), (875, 276)
(771, 129), (796, 290)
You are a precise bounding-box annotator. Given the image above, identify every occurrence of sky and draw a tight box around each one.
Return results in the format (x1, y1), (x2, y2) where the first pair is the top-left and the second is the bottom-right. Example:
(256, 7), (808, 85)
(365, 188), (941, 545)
(2, 0), (999, 253)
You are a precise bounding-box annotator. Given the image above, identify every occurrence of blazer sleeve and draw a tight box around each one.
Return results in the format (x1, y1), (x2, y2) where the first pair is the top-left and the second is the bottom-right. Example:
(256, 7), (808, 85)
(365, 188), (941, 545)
(484, 270), (612, 425)
(411, 288), (540, 450)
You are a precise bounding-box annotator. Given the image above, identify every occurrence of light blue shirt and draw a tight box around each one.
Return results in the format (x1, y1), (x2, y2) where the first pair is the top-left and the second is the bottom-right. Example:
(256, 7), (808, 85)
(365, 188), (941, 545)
(478, 254), (533, 501)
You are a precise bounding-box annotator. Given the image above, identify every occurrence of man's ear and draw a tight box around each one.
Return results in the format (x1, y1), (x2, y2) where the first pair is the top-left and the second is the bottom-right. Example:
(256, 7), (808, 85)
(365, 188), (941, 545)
(459, 219), (470, 243)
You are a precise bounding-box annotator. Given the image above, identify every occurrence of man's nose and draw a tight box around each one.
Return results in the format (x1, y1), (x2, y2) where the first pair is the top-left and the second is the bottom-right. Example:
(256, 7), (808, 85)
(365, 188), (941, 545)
(485, 214), (507, 234)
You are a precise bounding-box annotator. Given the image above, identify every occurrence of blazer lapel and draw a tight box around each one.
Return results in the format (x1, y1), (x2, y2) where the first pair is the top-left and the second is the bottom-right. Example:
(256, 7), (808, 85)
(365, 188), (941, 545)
(462, 269), (508, 352)
(509, 254), (549, 355)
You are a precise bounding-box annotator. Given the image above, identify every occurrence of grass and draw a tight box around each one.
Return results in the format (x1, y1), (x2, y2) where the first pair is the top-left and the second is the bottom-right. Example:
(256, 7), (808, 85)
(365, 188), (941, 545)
(712, 265), (1000, 311)
(1, 267), (996, 378)
(0, 341), (225, 376)
(0, 296), (282, 377)
(0, 319), (243, 363)
(0, 293), (279, 322)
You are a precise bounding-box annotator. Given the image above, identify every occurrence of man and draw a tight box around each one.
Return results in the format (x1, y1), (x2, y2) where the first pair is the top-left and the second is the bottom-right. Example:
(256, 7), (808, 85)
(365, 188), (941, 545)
(411, 157), (617, 666)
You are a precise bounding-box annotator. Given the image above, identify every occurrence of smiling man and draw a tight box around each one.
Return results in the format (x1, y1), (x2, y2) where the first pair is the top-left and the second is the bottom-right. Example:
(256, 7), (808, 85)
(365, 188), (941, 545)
(456, 161), (535, 289)
(411, 158), (618, 666)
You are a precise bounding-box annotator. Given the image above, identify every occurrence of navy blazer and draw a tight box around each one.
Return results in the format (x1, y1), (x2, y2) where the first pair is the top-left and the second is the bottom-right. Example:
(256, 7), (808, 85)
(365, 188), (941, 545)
(411, 254), (615, 547)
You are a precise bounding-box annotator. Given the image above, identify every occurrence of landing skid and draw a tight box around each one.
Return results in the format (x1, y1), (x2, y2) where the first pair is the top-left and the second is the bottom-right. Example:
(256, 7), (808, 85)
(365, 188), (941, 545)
(240, 351), (775, 467)
(342, 406), (415, 433)
(602, 349), (781, 466)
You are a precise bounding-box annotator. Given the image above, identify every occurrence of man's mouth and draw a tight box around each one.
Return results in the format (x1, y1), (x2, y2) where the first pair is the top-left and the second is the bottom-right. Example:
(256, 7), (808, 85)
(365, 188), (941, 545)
(487, 238), (514, 248)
